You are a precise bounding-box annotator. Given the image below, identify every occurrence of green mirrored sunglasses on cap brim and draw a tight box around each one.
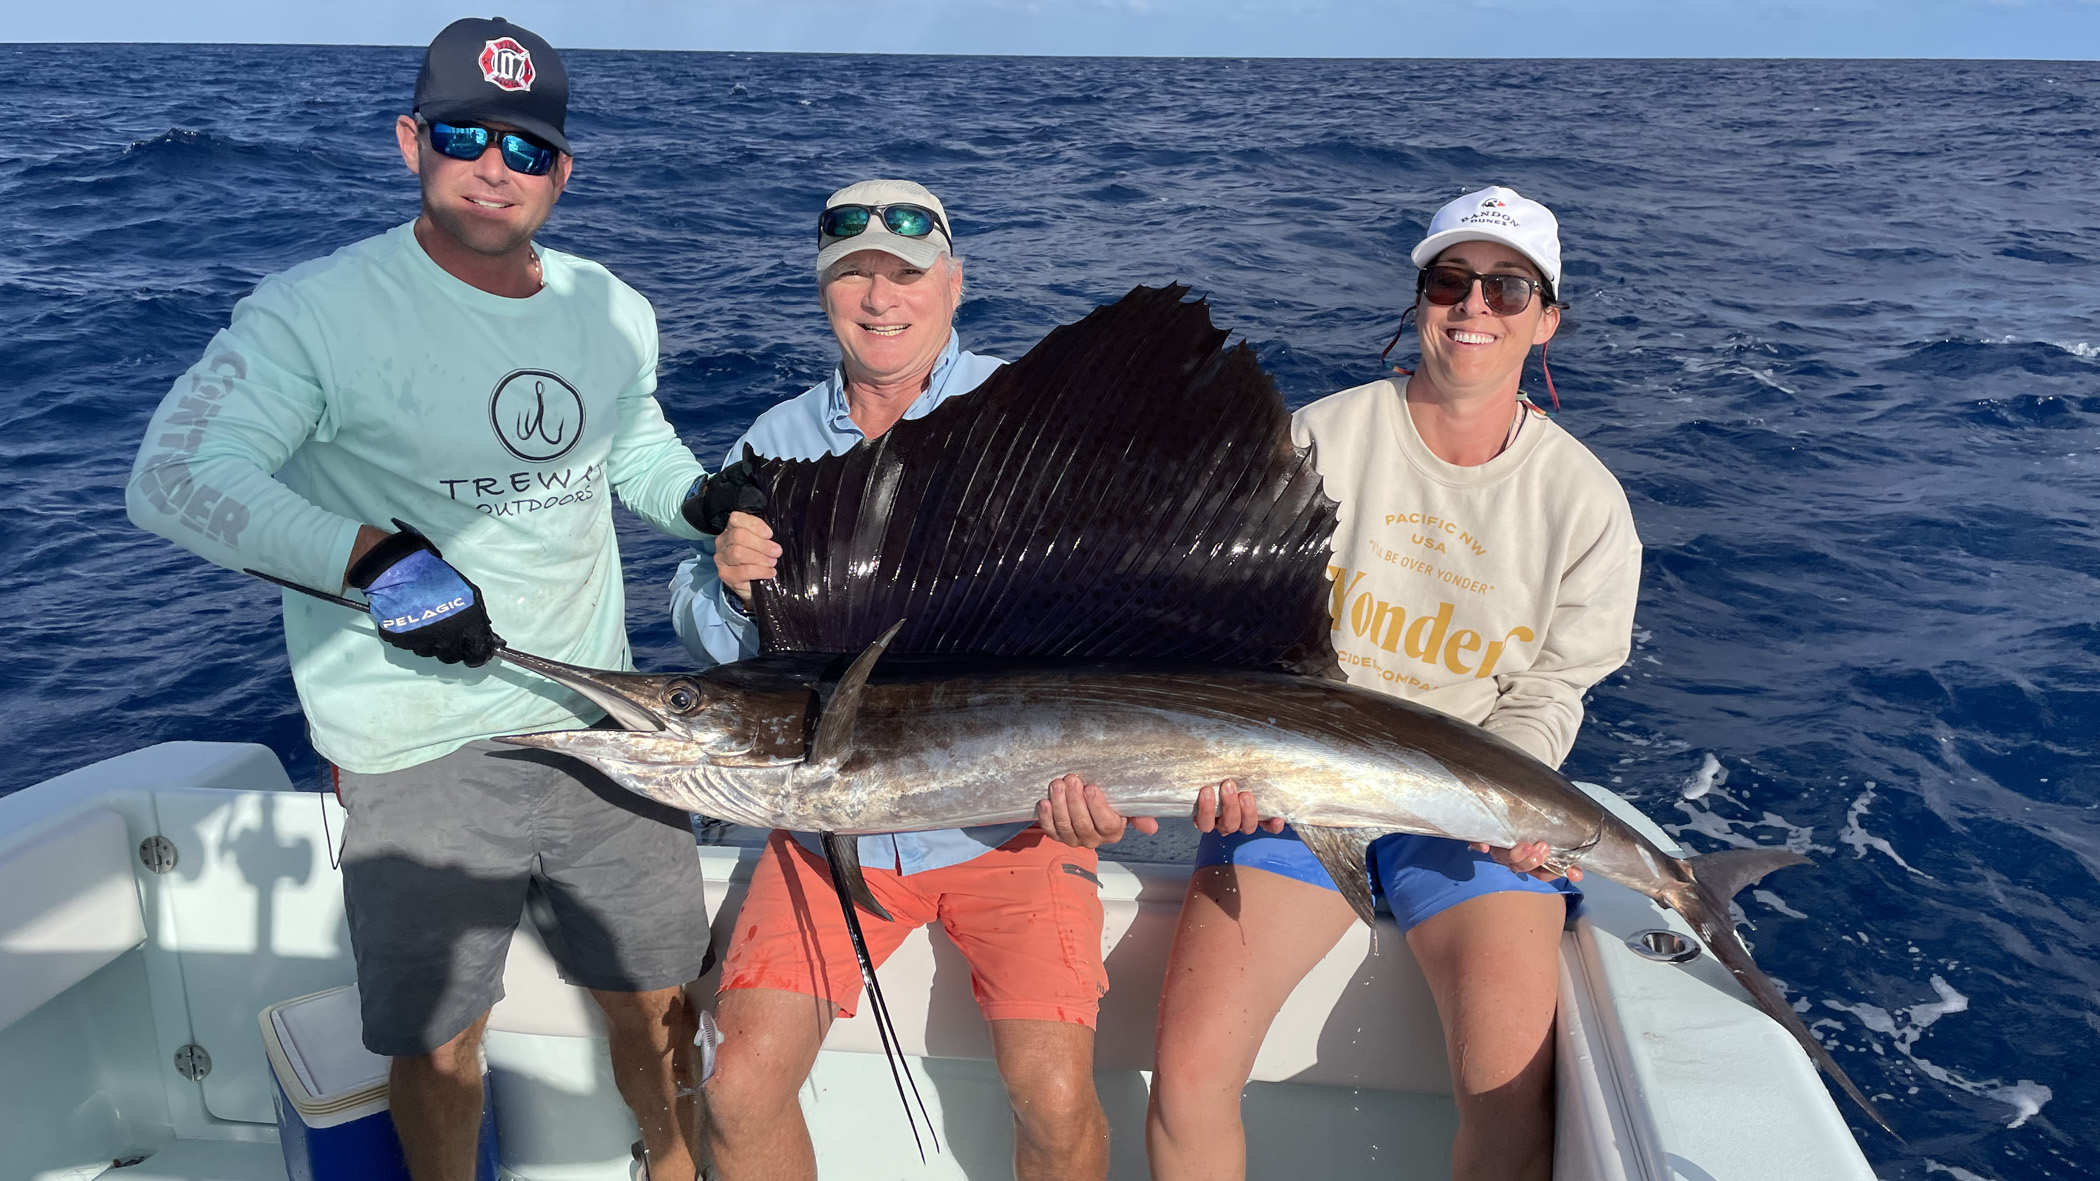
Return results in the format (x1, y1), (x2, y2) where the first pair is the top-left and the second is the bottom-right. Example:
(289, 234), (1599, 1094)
(818, 203), (951, 244)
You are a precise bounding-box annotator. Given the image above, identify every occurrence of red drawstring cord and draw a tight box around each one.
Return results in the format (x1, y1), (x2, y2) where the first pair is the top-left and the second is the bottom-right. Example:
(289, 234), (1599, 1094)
(1379, 307), (1415, 365)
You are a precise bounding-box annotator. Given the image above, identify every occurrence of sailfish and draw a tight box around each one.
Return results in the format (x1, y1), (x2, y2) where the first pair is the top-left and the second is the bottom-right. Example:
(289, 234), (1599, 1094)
(478, 285), (1893, 1141)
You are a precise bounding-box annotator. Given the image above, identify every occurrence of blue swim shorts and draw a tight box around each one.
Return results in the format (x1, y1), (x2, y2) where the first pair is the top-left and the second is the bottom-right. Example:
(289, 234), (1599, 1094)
(1194, 826), (1583, 933)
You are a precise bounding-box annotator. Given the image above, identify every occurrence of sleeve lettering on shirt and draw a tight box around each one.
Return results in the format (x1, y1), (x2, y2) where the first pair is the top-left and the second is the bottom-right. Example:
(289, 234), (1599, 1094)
(203, 493), (251, 546)
(137, 351), (256, 548)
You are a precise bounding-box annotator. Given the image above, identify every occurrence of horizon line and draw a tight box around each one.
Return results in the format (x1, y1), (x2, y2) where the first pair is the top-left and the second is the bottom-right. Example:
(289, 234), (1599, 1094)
(4, 40), (2096, 63)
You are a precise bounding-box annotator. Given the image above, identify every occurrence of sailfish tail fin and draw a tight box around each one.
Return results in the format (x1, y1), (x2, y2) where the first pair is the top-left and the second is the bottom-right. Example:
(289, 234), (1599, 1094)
(1670, 850), (1901, 1140)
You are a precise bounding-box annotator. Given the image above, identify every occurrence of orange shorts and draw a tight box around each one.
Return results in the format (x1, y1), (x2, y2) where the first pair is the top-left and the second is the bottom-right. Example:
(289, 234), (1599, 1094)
(719, 829), (1109, 1027)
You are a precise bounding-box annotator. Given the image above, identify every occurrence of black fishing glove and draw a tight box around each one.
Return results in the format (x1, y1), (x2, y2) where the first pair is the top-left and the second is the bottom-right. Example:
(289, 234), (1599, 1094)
(346, 519), (503, 667)
(681, 446), (769, 535)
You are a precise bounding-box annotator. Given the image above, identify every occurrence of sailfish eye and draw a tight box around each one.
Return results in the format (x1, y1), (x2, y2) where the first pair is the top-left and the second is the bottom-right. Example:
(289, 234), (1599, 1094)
(665, 682), (702, 714)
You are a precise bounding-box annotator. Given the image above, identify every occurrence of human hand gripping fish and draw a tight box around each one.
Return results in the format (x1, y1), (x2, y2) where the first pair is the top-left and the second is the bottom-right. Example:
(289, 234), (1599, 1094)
(1035, 775), (1288, 845)
(1036, 776), (1579, 884)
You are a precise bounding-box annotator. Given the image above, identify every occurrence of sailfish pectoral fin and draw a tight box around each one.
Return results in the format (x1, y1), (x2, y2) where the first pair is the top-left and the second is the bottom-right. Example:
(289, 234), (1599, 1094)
(807, 620), (906, 774)
(821, 830), (893, 923)
(1296, 825), (1390, 929)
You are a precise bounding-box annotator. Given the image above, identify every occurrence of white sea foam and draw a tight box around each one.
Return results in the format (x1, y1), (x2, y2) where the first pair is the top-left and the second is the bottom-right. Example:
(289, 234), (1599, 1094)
(1741, 365), (1798, 395)
(1681, 751), (1725, 801)
(1925, 1162), (1993, 1181)
(1837, 783), (1931, 877)
(1824, 976), (2051, 1129)
(1661, 752), (1835, 856)
(1906, 976), (1969, 1029)
(1666, 795), (1823, 855)
(1989, 1080), (2053, 1130)
(1981, 334), (2099, 358)
(1753, 888), (1807, 918)
(1669, 801), (1762, 849)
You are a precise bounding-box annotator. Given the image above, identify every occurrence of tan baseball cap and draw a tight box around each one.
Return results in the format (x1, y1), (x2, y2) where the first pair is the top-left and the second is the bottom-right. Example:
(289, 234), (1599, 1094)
(816, 179), (954, 274)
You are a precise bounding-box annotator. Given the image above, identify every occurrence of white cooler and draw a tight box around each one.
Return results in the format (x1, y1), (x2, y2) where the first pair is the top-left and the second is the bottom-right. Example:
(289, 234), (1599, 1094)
(258, 985), (497, 1181)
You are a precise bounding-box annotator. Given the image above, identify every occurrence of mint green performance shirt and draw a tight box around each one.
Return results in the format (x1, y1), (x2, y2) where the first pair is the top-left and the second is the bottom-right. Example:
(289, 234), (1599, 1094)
(127, 222), (709, 773)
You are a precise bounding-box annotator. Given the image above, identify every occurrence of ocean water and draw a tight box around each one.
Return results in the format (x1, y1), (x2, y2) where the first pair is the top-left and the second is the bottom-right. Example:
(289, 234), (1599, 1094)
(1, 45), (2094, 1177)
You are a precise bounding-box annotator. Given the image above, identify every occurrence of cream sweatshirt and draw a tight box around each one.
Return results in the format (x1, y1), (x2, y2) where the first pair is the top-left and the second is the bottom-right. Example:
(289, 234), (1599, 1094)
(1293, 379), (1642, 768)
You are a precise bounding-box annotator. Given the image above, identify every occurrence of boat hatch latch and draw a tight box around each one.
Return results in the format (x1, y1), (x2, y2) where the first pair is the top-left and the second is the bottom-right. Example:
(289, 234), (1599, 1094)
(174, 1043), (212, 1081)
(1627, 929), (1700, 965)
(140, 835), (178, 874)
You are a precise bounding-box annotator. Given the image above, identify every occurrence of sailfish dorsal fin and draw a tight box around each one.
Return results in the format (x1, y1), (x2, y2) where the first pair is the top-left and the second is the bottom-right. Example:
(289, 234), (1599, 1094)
(751, 284), (1340, 675)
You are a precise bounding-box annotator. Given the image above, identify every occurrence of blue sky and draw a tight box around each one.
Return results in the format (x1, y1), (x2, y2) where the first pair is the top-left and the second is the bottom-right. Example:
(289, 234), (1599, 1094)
(12, 0), (2100, 58)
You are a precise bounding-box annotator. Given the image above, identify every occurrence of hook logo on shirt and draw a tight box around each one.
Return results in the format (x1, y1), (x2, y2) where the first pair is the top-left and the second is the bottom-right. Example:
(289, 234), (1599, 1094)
(489, 369), (584, 463)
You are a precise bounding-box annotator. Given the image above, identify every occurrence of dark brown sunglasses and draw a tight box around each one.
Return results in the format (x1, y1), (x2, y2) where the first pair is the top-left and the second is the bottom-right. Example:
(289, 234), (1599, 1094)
(1416, 265), (1547, 316)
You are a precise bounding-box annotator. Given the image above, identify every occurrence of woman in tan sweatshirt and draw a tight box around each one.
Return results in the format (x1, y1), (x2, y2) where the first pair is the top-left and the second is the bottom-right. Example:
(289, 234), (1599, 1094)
(1144, 187), (1642, 1181)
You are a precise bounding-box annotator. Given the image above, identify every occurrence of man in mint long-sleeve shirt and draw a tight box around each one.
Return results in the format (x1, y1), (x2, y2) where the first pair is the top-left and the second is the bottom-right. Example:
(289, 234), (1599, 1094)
(126, 21), (706, 1181)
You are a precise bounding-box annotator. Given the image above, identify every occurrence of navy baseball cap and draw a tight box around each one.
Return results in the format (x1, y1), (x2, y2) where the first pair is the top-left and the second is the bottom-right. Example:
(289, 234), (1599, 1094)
(413, 17), (571, 155)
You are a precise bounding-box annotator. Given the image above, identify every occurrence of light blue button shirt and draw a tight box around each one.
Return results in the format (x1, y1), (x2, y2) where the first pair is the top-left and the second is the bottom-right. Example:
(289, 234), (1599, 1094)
(668, 333), (1028, 875)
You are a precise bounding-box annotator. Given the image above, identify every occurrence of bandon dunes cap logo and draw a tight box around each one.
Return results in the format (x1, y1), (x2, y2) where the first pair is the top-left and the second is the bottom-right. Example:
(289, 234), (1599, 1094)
(490, 369), (583, 463)
(479, 37), (536, 91)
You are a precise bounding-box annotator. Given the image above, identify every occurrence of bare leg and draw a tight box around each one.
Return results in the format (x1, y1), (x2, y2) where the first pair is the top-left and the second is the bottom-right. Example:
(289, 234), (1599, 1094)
(594, 986), (700, 1181)
(989, 1019), (1110, 1181)
(1146, 866), (1357, 1181)
(1406, 891), (1564, 1181)
(701, 987), (834, 1181)
(391, 1010), (492, 1181)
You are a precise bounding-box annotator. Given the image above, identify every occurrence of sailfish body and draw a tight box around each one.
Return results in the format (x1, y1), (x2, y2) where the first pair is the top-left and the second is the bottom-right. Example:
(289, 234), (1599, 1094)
(496, 285), (1893, 1135)
(520, 655), (1636, 872)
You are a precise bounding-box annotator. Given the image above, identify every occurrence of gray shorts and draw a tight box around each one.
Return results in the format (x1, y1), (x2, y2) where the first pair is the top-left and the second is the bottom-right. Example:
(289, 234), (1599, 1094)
(336, 737), (710, 1057)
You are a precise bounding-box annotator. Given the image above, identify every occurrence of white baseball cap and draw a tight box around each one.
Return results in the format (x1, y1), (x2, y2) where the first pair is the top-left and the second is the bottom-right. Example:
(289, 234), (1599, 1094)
(815, 179), (954, 274)
(1409, 186), (1562, 295)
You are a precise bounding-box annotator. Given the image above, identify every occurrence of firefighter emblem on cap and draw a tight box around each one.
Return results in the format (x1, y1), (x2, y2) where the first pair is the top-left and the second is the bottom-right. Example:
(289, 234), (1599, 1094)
(478, 37), (535, 91)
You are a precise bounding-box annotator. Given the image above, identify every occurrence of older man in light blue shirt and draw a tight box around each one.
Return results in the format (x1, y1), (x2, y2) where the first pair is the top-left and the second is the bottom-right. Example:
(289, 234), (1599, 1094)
(680, 179), (1118, 1181)
(667, 306), (1015, 880)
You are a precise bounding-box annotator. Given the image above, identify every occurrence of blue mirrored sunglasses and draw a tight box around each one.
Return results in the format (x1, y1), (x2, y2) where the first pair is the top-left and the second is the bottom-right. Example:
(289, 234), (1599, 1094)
(818, 203), (950, 244)
(427, 121), (557, 176)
